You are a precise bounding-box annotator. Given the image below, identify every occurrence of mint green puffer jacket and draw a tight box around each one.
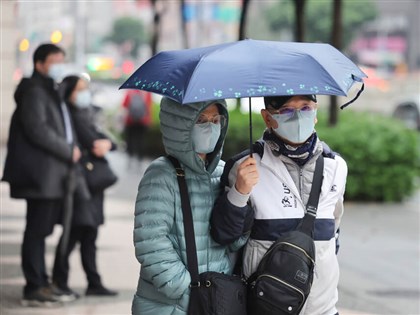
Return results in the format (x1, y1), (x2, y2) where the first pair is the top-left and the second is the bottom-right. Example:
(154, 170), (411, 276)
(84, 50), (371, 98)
(132, 97), (245, 315)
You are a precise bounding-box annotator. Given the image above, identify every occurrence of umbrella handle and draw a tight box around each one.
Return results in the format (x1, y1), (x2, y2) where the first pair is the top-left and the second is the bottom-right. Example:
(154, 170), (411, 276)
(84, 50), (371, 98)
(340, 83), (365, 110)
(249, 97), (253, 157)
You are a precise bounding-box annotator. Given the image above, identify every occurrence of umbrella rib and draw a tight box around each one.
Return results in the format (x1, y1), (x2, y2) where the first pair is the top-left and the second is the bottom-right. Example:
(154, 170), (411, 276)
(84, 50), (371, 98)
(305, 54), (349, 96)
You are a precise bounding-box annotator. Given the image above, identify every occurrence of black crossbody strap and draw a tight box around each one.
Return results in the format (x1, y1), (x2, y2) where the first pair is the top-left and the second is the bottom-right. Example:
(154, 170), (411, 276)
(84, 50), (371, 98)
(166, 155), (201, 288)
(299, 155), (324, 236)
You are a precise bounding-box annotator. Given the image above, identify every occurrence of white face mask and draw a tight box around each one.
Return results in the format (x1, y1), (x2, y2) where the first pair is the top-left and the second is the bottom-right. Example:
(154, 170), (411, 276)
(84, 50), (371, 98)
(75, 90), (92, 108)
(192, 122), (221, 154)
(47, 63), (67, 82)
(271, 109), (317, 144)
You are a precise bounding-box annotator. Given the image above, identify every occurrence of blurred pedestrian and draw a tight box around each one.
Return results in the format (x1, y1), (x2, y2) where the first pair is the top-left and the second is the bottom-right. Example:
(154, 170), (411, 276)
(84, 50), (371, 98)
(121, 89), (152, 160)
(52, 75), (118, 297)
(211, 95), (348, 315)
(132, 97), (246, 315)
(2, 43), (81, 306)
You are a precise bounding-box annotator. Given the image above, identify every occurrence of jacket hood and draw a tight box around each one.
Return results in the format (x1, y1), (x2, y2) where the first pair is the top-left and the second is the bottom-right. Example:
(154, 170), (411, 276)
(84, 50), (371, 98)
(159, 97), (228, 174)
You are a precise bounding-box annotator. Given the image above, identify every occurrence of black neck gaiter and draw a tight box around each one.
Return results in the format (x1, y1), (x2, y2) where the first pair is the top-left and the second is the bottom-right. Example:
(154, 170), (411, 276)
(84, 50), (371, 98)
(263, 130), (318, 167)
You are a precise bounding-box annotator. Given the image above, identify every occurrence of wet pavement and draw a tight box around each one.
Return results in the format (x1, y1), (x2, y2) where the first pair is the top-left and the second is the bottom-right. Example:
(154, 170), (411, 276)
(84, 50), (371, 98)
(0, 150), (419, 315)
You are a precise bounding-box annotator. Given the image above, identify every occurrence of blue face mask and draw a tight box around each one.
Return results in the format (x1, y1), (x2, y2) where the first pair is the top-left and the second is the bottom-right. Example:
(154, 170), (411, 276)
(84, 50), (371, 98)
(271, 109), (317, 144)
(75, 90), (92, 108)
(48, 63), (66, 82)
(192, 122), (221, 154)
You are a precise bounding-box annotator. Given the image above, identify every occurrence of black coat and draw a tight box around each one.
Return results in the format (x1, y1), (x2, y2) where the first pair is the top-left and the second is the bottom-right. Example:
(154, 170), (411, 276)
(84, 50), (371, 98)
(69, 105), (117, 227)
(2, 71), (75, 199)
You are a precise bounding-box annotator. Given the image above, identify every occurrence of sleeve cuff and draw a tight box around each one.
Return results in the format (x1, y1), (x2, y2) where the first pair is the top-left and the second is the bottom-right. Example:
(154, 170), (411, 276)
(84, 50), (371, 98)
(227, 185), (250, 207)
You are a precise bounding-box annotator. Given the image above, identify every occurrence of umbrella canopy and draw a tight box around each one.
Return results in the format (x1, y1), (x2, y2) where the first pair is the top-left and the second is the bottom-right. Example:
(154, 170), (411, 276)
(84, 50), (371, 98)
(120, 39), (367, 104)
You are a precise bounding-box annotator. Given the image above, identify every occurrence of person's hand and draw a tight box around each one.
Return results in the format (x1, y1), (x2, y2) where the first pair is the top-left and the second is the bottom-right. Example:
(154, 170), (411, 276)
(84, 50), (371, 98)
(92, 139), (112, 157)
(72, 146), (81, 163)
(235, 157), (259, 194)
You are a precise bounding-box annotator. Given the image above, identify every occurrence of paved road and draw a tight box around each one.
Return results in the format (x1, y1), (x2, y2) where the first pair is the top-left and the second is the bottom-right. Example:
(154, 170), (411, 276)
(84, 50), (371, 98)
(337, 195), (420, 314)
(1, 151), (419, 314)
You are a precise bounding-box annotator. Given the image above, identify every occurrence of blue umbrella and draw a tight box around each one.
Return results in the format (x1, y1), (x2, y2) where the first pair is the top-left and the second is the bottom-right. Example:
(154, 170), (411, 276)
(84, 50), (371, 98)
(120, 39), (366, 105)
(120, 39), (367, 154)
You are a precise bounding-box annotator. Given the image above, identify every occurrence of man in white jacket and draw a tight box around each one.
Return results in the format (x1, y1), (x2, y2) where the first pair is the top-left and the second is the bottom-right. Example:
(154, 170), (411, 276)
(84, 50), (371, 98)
(211, 94), (347, 315)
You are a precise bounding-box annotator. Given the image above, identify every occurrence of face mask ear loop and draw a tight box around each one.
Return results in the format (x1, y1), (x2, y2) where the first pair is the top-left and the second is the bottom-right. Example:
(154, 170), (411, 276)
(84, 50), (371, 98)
(340, 83), (365, 110)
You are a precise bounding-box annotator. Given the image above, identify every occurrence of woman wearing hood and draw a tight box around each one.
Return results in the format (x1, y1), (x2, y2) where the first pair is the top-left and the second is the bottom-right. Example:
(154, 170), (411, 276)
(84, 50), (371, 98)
(131, 97), (247, 315)
(52, 75), (118, 298)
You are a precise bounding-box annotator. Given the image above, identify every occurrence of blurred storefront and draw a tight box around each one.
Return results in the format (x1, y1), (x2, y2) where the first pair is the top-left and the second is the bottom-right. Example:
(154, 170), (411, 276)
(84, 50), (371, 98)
(350, 1), (420, 73)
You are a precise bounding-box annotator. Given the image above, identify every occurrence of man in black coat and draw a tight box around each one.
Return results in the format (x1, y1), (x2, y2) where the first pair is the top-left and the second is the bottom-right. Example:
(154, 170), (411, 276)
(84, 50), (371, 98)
(2, 43), (81, 306)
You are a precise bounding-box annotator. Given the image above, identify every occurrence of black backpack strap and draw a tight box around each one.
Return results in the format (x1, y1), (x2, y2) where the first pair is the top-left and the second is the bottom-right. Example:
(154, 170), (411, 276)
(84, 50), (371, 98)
(299, 155), (324, 236)
(166, 155), (200, 289)
(253, 140), (264, 157)
(321, 141), (337, 159)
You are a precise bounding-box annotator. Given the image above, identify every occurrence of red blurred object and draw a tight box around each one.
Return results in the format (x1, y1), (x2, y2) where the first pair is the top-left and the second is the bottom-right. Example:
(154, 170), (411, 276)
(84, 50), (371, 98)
(359, 66), (390, 91)
(122, 60), (135, 75)
(122, 90), (153, 126)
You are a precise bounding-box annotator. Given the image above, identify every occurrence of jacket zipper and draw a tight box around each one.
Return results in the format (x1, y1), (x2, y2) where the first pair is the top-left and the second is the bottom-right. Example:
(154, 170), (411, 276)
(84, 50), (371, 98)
(255, 274), (305, 301)
(299, 167), (303, 199)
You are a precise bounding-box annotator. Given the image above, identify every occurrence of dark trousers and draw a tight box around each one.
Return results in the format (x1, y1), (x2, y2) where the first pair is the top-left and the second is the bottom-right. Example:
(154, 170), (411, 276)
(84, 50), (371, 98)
(22, 199), (62, 294)
(52, 225), (101, 289)
(124, 124), (148, 159)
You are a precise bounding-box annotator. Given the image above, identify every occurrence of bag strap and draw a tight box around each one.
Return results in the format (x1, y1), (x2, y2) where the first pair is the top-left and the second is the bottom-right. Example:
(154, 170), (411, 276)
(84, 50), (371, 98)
(166, 155), (201, 288)
(299, 155), (324, 236)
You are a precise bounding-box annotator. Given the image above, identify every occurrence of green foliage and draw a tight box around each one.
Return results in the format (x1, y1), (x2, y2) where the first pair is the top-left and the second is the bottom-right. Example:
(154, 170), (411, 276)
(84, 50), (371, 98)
(265, 0), (377, 48)
(316, 110), (420, 202)
(222, 109), (267, 159)
(105, 17), (147, 57)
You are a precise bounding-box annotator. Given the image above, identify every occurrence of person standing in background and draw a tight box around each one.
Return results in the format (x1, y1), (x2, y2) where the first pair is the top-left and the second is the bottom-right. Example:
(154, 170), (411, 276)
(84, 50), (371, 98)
(121, 89), (152, 161)
(52, 75), (118, 298)
(2, 43), (81, 307)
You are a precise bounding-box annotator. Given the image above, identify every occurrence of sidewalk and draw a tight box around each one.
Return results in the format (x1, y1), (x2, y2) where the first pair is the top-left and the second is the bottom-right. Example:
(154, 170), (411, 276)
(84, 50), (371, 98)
(1, 151), (415, 315)
(0, 186), (139, 315)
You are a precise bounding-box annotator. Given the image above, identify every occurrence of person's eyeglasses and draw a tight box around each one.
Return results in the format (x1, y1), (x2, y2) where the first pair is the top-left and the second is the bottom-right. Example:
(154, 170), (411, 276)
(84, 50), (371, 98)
(271, 105), (316, 118)
(196, 114), (226, 127)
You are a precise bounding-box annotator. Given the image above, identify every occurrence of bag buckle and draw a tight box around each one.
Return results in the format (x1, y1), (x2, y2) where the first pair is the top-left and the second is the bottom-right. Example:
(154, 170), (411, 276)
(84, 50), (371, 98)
(175, 168), (185, 177)
(306, 205), (317, 216)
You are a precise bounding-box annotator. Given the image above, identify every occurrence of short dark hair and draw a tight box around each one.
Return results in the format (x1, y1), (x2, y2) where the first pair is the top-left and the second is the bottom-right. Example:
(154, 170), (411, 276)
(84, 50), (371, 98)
(33, 43), (65, 65)
(264, 95), (317, 110)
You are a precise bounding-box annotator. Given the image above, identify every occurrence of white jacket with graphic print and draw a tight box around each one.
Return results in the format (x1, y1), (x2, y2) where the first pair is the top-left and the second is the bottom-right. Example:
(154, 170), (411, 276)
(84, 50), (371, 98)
(210, 139), (347, 315)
